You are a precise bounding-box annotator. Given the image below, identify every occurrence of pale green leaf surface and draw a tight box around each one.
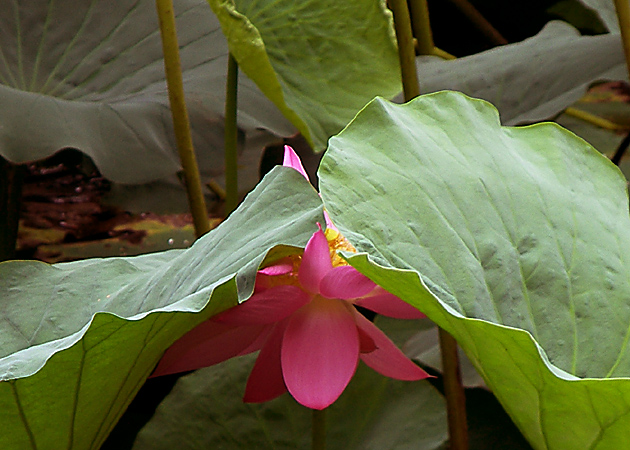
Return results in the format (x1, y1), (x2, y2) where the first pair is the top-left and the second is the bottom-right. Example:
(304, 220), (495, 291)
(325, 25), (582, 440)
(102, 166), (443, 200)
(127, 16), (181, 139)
(319, 91), (630, 449)
(0, 0), (295, 189)
(0, 168), (324, 449)
(207, 0), (401, 149)
(133, 355), (448, 450)
(413, 21), (627, 126)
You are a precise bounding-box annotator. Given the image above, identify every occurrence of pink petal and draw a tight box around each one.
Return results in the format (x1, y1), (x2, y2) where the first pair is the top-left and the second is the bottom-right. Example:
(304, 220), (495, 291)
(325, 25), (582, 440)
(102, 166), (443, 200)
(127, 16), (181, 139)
(298, 225), (333, 294)
(358, 324), (377, 353)
(324, 210), (337, 231)
(244, 320), (289, 403)
(319, 265), (377, 299)
(238, 325), (274, 355)
(352, 309), (430, 381)
(258, 260), (294, 276)
(253, 273), (275, 292)
(355, 287), (426, 319)
(213, 285), (310, 325)
(151, 321), (268, 377)
(283, 145), (310, 181)
(255, 258), (295, 292)
(283, 145), (339, 234)
(281, 298), (359, 410)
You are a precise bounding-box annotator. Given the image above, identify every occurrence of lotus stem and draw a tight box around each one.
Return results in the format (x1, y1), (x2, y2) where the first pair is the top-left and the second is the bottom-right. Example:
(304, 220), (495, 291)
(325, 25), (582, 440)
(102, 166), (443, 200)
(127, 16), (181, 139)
(432, 47), (456, 60)
(564, 107), (624, 131)
(614, 0), (630, 79)
(312, 408), (327, 450)
(0, 157), (24, 261)
(407, 0), (434, 55)
(389, 0), (421, 100)
(224, 53), (239, 216)
(155, 0), (211, 238)
(612, 130), (630, 166)
(439, 328), (469, 450)
(446, 0), (507, 46)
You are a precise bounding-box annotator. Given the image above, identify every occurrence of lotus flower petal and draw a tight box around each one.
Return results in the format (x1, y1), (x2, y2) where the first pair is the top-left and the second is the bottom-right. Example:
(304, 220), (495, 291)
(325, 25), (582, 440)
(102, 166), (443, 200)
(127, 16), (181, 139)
(213, 285), (310, 325)
(283, 145), (310, 181)
(319, 265), (377, 299)
(244, 321), (289, 403)
(282, 145), (336, 232)
(324, 211), (337, 231)
(237, 325), (275, 355)
(355, 287), (426, 319)
(259, 261), (294, 276)
(151, 321), (267, 377)
(357, 323), (377, 353)
(298, 225), (332, 294)
(353, 310), (430, 381)
(253, 273), (276, 292)
(281, 298), (359, 409)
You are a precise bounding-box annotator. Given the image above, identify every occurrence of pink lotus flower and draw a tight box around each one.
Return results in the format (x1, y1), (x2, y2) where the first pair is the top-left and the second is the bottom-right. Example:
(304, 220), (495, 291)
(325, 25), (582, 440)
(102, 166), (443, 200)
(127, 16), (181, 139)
(151, 148), (429, 410)
(153, 225), (429, 409)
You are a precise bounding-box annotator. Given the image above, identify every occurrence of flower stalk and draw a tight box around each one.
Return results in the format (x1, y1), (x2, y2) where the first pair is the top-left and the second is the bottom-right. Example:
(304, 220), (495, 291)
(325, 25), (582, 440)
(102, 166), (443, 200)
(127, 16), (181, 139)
(224, 52), (239, 216)
(446, 0), (507, 46)
(407, 0), (434, 55)
(389, 0), (420, 101)
(155, 0), (211, 237)
(615, 0), (630, 80)
(312, 408), (327, 450)
(439, 328), (469, 450)
(607, 2), (630, 166)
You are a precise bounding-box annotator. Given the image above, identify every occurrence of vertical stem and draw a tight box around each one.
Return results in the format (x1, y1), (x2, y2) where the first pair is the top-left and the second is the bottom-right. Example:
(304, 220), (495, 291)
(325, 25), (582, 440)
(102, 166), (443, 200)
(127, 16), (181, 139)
(407, 0), (434, 55)
(224, 53), (239, 216)
(439, 328), (469, 450)
(612, 130), (630, 166)
(155, 0), (211, 238)
(389, 0), (421, 101)
(312, 408), (326, 450)
(0, 157), (24, 261)
(446, 0), (507, 46)
(614, 0), (630, 79)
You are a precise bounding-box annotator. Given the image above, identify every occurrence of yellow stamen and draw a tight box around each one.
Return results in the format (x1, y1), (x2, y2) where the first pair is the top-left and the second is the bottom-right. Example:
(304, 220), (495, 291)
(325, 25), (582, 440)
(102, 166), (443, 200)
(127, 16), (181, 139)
(325, 228), (356, 267)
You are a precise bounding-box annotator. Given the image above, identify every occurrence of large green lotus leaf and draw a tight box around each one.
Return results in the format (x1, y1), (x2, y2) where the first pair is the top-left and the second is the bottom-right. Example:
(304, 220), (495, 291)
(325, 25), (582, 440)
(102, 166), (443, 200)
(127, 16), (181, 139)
(206, 0), (401, 149)
(0, 168), (324, 449)
(319, 91), (630, 449)
(132, 355), (448, 449)
(0, 0), (295, 188)
(415, 21), (627, 126)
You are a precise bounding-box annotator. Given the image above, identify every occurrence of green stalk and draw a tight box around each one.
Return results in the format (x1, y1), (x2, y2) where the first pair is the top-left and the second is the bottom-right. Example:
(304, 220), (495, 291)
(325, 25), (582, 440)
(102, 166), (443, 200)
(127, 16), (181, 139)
(224, 53), (239, 216)
(389, 0), (421, 101)
(439, 328), (469, 450)
(312, 408), (326, 450)
(446, 0), (507, 46)
(614, 0), (630, 79)
(0, 157), (24, 262)
(155, 0), (211, 238)
(407, 0), (434, 55)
